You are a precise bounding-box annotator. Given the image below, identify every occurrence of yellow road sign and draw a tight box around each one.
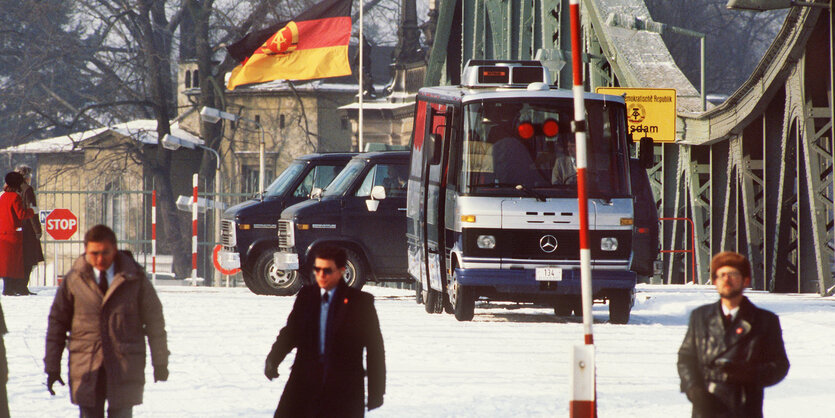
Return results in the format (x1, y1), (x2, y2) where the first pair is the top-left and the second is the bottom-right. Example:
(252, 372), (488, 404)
(596, 87), (677, 143)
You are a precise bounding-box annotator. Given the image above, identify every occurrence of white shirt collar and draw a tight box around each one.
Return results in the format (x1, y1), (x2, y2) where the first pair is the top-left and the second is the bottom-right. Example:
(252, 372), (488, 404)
(94, 263), (115, 285)
(721, 304), (739, 320)
(320, 287), (336, 300)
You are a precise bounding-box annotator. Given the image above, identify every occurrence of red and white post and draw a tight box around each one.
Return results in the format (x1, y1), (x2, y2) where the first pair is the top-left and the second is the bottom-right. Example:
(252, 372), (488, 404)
(152, 190), (157, 285)
(191, 173), (198, 286)
(569, 0), (596, 416)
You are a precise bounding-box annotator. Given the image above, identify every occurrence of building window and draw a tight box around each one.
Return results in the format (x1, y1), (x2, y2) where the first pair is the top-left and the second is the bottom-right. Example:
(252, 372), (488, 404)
(280, 114), (285, 129)
(185, 71), (191, 88)
(193, 69), (200, 87)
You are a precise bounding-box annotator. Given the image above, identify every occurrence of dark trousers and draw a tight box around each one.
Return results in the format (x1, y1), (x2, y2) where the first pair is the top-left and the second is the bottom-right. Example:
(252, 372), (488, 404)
(78, 369), (132, 418)
(0, 336), (9, 418)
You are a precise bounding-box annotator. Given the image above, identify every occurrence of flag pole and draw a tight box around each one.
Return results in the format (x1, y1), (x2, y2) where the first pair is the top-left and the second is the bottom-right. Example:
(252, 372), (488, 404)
(358, 0), (364, 152)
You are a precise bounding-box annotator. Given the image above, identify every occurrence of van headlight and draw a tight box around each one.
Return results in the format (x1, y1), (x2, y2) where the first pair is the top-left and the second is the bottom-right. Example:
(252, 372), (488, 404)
(477, 235), (496, 249)
(601, 237), (618, 251)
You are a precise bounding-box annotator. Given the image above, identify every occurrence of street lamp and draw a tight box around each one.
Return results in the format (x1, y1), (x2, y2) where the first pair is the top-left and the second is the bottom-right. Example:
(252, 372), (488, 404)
(200, 106), (267, 198)
(726, 0), (829, 10)
(163, 133), (224, 286)
(606, 13), (707, 111)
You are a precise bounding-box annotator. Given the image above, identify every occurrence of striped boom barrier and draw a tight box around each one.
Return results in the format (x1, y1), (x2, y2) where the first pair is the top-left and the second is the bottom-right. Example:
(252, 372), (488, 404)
(192, 173), (198, 286)
(570, 0), (596, 416)
(152, 190), (157, 285)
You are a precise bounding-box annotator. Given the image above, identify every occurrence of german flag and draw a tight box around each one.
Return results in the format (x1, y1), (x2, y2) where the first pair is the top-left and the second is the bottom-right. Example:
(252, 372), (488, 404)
(226, 0), (352, 90)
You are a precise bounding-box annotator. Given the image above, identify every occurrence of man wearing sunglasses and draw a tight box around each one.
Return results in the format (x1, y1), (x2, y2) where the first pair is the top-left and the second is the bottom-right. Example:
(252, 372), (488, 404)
(678, 251), (789, 417)
(265, 245), (386, 417)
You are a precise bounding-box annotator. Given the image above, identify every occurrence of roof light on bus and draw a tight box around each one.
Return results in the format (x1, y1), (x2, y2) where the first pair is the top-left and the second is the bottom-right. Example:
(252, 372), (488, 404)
(461, 215), (476, 223)
(543, 119), (559, 137)
(517, 122), (535, 139)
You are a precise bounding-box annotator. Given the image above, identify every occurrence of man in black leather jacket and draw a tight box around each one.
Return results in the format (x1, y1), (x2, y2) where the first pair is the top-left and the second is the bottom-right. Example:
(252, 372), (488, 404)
(678, 251), (789, 417)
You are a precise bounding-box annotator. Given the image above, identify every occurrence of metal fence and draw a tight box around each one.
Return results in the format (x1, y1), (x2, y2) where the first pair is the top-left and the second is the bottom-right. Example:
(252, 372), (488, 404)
(30, 183), (252, 287)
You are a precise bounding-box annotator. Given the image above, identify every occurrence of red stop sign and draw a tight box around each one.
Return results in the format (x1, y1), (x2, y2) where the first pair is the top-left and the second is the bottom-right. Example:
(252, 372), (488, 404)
(45, 208), (78, 240)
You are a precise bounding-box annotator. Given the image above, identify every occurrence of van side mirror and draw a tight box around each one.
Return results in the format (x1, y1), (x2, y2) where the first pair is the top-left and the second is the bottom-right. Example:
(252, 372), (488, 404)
(366, 185), (386, 211)
(309, 187), (323, 200)
(638, 136), (654, 169)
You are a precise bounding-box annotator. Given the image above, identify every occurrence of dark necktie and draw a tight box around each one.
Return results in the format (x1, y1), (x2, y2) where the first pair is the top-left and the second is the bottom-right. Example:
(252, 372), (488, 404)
(724, 313), (733, 328)
(320, 292), (330, 355)
(99, 270), (108, 294)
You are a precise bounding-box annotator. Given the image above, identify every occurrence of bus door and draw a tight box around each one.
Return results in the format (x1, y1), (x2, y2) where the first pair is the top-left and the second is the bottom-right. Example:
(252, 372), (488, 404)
(425, 103), (451, 293)
(407, 101), (429, 290)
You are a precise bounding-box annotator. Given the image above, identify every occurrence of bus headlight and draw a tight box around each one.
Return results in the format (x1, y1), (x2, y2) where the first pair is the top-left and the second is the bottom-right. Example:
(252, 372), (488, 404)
(601, 237), (618, 251)
(477, 235), (496, 249)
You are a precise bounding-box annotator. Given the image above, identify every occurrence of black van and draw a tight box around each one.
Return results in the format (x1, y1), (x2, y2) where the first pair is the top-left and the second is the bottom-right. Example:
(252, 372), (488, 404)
(218, 152), (355, 294)
(272, 151), (411, 294)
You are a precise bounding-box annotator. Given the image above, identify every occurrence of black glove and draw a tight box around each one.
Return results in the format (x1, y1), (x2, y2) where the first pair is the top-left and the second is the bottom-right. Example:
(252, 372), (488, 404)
(154, 366), (169, 382)
(46, 372), (65, 395)
(264, 358), (279, 381)
(367, 395), (383, 410)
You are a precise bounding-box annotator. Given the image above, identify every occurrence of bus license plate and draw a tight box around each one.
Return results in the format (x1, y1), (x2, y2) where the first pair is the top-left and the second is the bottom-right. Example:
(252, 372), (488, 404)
(535, 267), (563, 281)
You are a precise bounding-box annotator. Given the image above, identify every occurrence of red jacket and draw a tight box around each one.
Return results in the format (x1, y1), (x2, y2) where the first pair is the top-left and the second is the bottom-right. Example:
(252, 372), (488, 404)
(0, 191), (34, 279)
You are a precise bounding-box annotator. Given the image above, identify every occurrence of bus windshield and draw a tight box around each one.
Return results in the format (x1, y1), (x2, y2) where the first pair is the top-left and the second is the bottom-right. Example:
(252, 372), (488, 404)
(323, 160), (365, 197)
(459, 100), (629, 198)
(264, 162), (305, 197)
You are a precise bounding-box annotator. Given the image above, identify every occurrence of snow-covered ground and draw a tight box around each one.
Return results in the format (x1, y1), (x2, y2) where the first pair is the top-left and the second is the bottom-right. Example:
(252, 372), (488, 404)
(3, 283), (833, 417)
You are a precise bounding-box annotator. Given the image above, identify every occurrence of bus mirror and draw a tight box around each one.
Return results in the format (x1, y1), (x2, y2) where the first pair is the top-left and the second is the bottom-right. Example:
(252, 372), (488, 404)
(429, 133), (443, 165)
(639, 136), (654, 169)
(366, 200), (380, 211)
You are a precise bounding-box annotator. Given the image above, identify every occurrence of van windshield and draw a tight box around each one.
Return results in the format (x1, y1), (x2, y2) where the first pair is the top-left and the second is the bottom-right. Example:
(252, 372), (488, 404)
(323, 160), (365, 197)
(264, 162), (305, 197)
(459, 100), (629, 198)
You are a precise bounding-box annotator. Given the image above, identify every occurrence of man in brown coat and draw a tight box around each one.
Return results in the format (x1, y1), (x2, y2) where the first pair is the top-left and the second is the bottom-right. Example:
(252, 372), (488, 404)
(44, 224), (169, 417)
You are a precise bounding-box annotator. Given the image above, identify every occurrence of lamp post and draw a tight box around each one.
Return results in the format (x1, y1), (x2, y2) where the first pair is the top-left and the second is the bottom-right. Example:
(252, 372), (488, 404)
(162, 133), (223, 286)
(606, 13), (707, 111)
(200, 106), (267, 198)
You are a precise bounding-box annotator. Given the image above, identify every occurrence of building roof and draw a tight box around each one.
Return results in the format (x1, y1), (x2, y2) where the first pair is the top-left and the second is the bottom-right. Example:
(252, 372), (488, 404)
(0, 120), (201, 154)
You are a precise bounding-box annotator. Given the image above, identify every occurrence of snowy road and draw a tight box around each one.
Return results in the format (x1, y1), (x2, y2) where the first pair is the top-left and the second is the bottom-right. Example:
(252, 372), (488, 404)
(3, 283), (833, 417)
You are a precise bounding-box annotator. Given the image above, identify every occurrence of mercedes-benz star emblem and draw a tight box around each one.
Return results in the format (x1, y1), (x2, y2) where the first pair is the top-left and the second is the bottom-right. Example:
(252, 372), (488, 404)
(539, 235), (558, 253)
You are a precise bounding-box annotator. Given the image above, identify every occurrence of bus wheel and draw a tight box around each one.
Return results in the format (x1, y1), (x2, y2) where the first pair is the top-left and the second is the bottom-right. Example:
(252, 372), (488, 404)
(608, 289), (634, 324)
(256, 251), (302, 296)
(343, 248), (366, 289)
(449, 271), (474, 321)
(424, 288), (443, 314)
(415, 280), (423, 304)
(554, 296), (579, 316)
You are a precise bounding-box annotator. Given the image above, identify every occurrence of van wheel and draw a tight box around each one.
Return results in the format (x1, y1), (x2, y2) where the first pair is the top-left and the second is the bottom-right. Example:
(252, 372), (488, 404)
(424, 288), (443, 314)
(343, 248), (366, 289)
(449, 270), (474, 321)
(609, 289), (634, 324)
(255, 251), (302, 296)
(241, 268), (266, 295)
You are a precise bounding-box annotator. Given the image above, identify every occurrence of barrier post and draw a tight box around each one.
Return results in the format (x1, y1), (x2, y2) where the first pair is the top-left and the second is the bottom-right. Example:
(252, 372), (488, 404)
(192, 174), (198, 286)
(569, 0), (596, 415)
(152, 190), (156, 286)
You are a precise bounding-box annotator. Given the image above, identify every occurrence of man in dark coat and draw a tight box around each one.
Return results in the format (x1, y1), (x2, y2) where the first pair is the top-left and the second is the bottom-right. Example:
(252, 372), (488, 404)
(678, 251), (789, 418)
(15, 164), (44, 295)
(44, 224), (169, 418)
(265, 245), (385, 417)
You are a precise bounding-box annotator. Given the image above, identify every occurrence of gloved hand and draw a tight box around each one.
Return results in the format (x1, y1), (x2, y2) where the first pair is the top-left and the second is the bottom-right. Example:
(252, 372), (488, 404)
(46, 372), (65, 395)
(154, 366), (169, 382)
(264, 358), (279, 381)
(367, 395), (383, 410)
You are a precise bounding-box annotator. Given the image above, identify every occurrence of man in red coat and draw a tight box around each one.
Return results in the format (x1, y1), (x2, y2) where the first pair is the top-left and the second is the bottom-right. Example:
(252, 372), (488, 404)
(1, 172), (35, 295)
(265, 245), (386, 417)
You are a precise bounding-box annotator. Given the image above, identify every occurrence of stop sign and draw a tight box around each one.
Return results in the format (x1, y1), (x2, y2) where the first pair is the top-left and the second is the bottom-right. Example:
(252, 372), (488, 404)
(45, 208), (78, 240)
